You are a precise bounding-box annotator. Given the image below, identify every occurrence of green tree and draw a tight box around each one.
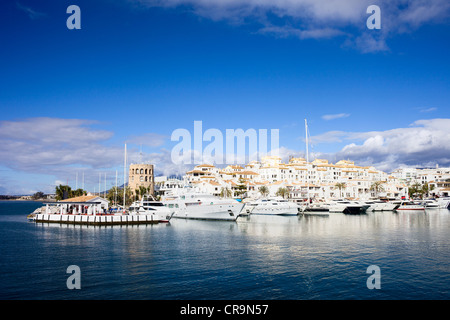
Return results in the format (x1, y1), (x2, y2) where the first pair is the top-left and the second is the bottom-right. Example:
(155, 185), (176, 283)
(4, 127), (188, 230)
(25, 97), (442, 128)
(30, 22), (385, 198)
(334, 182), (346, 198)
(139, 186), (148, 199)
(55, 185), (72, 201)
(275, 187), (289, 199)
(258, 185), (269, 197)
(107, 186), (133, 207)
(409, 182), (422, 199)
(429, 183), (435, 197)
(370, 181), (385, 198)
(220, 187), (232, 198)
(234, 178), (247, 199)
(32, 191), (45, 200)
(72, 188), (86, 197)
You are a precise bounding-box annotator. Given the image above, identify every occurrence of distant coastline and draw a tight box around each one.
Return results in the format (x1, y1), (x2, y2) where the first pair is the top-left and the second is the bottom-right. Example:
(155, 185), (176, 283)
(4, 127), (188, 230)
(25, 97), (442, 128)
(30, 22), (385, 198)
(0, 198), (55, 202)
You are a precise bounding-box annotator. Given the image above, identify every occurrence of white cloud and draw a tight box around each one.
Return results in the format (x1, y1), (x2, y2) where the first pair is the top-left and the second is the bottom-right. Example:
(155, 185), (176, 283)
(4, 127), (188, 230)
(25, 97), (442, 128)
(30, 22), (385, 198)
(419, 107), (437, 113)
(321, 113), (350, 121)
(16, 2), (47, 19)
(310, 118), (450, 172)
(135, 0), (450, 52)
(0, 117), (123, 174)
(0, 118), (176, 193)
(258, 25), (347, 40)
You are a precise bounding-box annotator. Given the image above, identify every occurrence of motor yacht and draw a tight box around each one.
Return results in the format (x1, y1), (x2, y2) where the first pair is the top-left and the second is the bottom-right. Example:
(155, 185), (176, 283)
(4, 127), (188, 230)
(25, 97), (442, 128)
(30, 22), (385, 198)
(395, 201), (425, 211)
(362, 200), (399, 211)
(161, 189), (244, 221)
(436, 197), (450, 209)
(128, 194), (174, 222)
(322, 200), (368, 214)
(248, 197), (299, 216)
(417, 199), (440, 209)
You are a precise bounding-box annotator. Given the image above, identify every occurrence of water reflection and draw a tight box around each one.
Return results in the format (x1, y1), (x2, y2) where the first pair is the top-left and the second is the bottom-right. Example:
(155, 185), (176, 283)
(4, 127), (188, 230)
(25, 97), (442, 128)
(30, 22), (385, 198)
(2, 202), (449, 299)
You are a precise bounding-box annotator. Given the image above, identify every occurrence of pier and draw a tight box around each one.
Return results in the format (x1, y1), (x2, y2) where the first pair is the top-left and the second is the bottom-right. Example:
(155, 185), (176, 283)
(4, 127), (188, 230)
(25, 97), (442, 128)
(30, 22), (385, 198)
(33, 213), (161, 226)
(29, 195), (166, 225)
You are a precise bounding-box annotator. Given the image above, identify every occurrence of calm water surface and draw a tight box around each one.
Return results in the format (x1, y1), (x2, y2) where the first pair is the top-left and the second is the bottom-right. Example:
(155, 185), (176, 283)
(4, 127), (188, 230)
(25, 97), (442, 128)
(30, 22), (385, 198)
(0, 201), (449, 300)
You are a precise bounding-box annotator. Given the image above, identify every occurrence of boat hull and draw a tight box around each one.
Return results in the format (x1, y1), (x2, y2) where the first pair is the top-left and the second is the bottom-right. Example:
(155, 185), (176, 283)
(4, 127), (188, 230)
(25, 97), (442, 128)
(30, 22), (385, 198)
(343, 206), (367, 215)
(171, 203), (244, 221)
(251, 206), (299, 216)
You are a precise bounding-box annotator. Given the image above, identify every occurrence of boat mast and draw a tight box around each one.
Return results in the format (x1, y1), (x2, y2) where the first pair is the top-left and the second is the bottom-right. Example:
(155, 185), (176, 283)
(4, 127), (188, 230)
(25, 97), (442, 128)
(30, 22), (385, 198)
(305, 119), (310, 205)
(104, 172), (106, 199)
(123, 144), (127, 210)
(115, 170), (118, 206)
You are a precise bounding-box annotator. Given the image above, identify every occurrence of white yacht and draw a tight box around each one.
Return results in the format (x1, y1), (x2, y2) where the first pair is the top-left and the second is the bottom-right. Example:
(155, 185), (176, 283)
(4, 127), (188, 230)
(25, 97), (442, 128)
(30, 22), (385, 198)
(416, 199), (440, 209)
(395, 201), (425, 211)
(436, 197), (450, 209)
(161, 189), (244, 221)
(363, 200), (399, 211)
(248, 197), (300, 216)
(301, 203), (330, 216)
(128, 195), (174, 222)
(323, 200), (368, 214)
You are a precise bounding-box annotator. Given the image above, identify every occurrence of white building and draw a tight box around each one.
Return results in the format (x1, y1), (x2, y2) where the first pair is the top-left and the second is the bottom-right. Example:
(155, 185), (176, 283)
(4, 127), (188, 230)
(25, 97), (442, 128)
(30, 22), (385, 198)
(181, 157), (408, 201)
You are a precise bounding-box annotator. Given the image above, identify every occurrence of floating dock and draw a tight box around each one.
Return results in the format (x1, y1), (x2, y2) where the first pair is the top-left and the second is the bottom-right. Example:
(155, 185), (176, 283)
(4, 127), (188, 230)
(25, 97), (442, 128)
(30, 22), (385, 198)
(28, 198), (167, 225)
(32, 213), (162, 225)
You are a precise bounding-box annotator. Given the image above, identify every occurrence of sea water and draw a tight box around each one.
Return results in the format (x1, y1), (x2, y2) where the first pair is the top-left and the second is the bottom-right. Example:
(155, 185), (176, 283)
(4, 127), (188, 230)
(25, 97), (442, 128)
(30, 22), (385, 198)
(0, 201), (449, 300)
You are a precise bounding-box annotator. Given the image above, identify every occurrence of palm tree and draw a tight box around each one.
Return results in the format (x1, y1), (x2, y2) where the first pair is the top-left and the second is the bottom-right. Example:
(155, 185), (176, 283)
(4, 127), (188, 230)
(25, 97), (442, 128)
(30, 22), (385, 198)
(107, 186), (121, 206)
(409, 182), (422, 199)
(275, 187), (289, 199)
(55, 184), (72, 201)
(220, 187), (232, 198)
(258, 185), (269, 198)
(139, 186), (148, 199)
(370, 181), (385, 198)
(108, 186), (133, 207)
(334, 182), (346, 198)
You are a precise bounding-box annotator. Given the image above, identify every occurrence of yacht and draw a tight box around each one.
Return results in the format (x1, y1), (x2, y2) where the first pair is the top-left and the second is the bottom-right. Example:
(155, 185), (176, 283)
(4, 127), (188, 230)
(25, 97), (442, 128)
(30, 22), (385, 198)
(395, 201), (425, 211)
(417, 199), (440, 209)
(161, 189), (244, 221)
(248, 197), (300, 216)
(436, 197), (450, 209)
(362, 200), (399, 211)
(299, 201), (330, 216)
(128, 195), (174, 222)
(323, 200), (368, 214)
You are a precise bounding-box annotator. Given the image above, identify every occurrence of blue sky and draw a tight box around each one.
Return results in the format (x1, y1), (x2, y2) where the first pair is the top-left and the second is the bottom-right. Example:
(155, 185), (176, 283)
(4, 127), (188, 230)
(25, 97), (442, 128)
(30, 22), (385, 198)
(1, 0), (450, 194)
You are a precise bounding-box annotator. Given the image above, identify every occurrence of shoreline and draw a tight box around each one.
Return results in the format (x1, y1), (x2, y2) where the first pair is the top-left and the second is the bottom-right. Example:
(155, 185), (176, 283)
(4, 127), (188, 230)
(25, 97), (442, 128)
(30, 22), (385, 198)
(0, 199), (56, 202)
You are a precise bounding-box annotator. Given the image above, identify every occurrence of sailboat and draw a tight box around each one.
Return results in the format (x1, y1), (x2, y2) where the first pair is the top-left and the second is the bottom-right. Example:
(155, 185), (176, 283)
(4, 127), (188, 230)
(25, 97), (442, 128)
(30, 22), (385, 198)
(302, 119), (329, 216)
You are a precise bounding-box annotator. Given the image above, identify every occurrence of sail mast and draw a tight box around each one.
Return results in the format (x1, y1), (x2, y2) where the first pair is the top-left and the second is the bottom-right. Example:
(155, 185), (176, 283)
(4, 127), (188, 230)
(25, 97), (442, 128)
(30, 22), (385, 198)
(123, 144), (127, 210)
(305, 119), (310, 205)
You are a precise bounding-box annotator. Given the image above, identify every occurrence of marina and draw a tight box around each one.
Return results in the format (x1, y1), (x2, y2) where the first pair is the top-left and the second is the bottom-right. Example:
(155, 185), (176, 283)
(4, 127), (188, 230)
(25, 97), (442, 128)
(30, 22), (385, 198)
(26, 194), (448, 227)
(2, 200), (450, 300)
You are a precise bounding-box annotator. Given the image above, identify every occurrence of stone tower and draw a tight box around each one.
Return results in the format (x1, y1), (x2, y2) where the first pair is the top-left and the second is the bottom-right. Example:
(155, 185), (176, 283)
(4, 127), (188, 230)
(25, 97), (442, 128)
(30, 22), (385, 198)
(129, 163), (154, 197)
